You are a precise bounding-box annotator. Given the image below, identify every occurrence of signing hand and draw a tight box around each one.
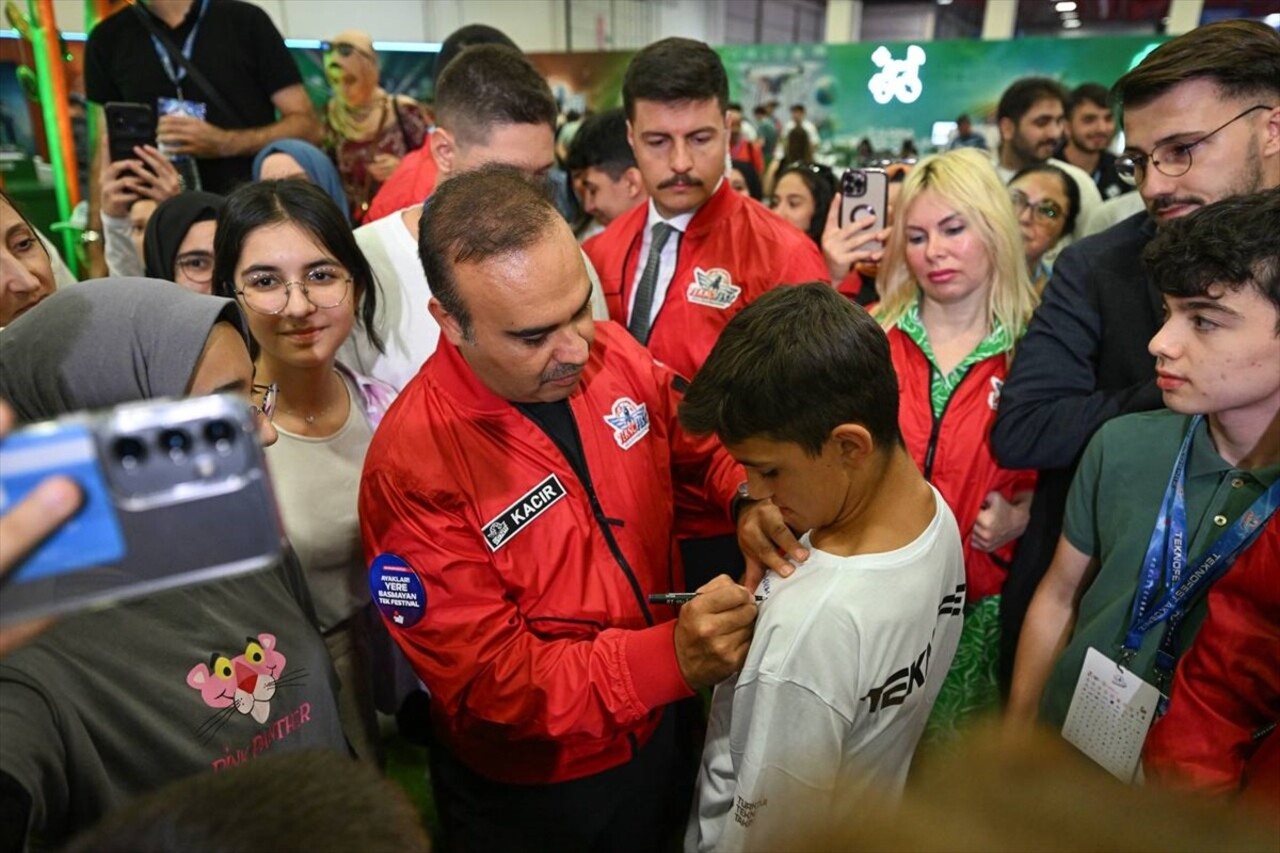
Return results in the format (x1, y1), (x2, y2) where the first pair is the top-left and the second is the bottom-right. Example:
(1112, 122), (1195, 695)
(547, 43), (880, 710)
(736, 498), (808, 592)
(0, 402), (83, 656)
(971, 490), (1032, 553)
(157, 114), (232, 158)
(673, 575), (758, 690)
(820, 194), (890, 283)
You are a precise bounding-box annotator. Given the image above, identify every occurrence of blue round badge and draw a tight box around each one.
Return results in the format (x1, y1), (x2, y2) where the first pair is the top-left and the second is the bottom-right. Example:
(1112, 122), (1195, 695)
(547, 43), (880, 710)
(369, 554), (426, 629)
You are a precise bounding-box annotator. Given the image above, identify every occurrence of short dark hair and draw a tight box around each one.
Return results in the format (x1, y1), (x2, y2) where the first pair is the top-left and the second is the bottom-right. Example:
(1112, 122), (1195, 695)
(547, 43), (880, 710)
(727, 101), (744, 113)
(419, 164), (562, 338)
(564, 108), (635, 179)
(622, 37), (728, 119)
(791, 103), (806, 113)
(956, 113), (971, 124)
(1144, 188), (1280, 331)
(435, 44), (557, 146)
(1066, 83), (1110, 117)
(1112, 20), (1280, 112)
(432, 23), (518, 77)
(996, 77), (1068, 123)
(213, 180), (383, 353)
(1010, 162), (1081, 237)
(752, 105), (769, 117)
(775, 162), (836, 246)
(679, 283), (902, 455)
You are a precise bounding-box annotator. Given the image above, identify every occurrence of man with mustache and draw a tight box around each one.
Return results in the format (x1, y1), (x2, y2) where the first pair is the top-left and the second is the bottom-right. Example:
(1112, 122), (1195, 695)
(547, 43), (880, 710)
(360, 166), (765, 850)
(994, 77), (1103, 234)
(1056, 83), (1132, 201)
(583, 38), (828, 588)
(992, 20), (1280, 694)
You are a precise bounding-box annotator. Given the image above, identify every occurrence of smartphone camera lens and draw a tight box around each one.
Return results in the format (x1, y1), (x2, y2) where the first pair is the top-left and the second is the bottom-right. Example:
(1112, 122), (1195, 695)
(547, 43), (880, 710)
(204, 419), (236, 453)
(159, 428), (191, 459)
(852, 173), (867, 194)
(114, 437), (147, 470)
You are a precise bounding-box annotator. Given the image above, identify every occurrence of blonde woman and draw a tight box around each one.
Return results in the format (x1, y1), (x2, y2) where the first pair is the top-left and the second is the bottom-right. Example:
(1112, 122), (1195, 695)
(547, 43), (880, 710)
(876, 148), (1039, 738)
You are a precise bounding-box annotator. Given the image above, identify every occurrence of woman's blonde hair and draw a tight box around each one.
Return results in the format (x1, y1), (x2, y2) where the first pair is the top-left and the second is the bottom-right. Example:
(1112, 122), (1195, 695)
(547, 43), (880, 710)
(875, 148), (1037, 342)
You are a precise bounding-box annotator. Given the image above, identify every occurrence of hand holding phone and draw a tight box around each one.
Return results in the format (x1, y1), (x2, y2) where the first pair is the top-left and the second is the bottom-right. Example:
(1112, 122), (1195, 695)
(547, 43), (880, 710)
(0, 395), (286, 627)
(838, 168), (890, 252)
(105, 102), (157, 163)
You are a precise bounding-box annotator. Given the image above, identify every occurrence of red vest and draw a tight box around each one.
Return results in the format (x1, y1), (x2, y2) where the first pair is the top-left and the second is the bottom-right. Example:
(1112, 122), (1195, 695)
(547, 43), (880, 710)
(365, 142), (438, 223)
(888, 327), (1037, 600)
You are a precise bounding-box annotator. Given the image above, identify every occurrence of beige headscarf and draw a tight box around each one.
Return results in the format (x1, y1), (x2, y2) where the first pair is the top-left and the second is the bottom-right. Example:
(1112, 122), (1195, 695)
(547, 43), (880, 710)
(325, 30), (388, 142)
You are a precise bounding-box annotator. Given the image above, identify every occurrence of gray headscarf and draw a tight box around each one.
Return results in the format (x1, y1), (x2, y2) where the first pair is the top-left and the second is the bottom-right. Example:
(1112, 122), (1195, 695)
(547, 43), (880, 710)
(0, 278), (249, 423)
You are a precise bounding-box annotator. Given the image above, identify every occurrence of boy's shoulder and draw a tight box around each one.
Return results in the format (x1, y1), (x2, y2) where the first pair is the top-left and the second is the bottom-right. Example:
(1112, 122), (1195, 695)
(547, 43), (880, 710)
(1095, 408), (1191, 448)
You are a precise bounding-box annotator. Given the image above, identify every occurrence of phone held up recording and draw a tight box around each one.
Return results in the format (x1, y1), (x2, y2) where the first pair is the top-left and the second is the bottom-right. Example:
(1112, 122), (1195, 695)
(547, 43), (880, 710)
(838, 168), (890, 254)
(0, 395), (285, 627)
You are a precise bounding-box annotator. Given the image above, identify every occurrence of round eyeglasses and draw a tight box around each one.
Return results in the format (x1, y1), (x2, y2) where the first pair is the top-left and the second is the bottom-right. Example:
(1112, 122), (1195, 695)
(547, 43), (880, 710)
(174, 251), (214, 284)
(235, 269), (352, 315)
(1115, 104), (1273, 187)
(1009, 189), (1063, 224)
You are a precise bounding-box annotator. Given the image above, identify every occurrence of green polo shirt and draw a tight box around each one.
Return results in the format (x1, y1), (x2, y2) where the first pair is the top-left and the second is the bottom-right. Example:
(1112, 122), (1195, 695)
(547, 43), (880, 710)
(1039, 410), (1280, 728)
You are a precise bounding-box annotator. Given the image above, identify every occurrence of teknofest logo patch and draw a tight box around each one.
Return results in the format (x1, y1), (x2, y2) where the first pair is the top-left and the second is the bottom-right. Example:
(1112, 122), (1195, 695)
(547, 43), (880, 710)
(603, 397), (651, 450)
(686, 267), (742, 309)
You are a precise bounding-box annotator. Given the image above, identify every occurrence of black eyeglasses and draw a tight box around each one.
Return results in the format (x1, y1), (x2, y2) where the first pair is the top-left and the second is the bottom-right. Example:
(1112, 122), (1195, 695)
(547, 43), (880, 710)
(1009, 189), (1063, 224)
(320, 41), (373, 60)
(251, 383), (277, 423)
(1115, 104), (1273, 186)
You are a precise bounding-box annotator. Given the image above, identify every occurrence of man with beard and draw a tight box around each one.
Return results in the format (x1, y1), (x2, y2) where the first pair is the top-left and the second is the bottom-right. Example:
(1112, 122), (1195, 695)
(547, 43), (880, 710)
(1056, 83), (1131, 201)
(583, 37), (828, 588)
(991, 20), (1280, 693)
(994, 77), (1102, 230)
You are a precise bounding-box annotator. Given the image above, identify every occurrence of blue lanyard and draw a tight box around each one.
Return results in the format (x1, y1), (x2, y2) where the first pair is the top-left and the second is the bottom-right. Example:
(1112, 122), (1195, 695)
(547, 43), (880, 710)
(148, 0), (210, 95)
(1122, 415), (1280, 685)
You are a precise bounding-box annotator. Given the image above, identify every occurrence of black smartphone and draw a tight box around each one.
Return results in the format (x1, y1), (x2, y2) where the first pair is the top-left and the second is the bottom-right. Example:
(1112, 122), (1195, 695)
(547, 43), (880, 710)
(0, 394), (286, 626)
(838, 168), (890, 253)
(105, 101), (157, 162)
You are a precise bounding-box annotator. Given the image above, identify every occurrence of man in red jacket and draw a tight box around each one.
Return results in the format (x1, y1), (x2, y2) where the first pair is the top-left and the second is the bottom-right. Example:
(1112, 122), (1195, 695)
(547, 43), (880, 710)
(360, 166), (764, 851)
(583, 38), (829, 586)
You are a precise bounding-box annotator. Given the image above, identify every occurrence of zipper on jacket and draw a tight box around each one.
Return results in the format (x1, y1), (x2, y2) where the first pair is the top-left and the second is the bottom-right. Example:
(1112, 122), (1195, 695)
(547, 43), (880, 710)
(520, 409), (656, 627)
(922, 364), (971, 481)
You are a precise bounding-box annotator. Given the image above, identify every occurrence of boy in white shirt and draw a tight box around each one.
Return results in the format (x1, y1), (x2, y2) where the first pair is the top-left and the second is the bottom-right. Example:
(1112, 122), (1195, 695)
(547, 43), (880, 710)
(679, 283), (965, 852)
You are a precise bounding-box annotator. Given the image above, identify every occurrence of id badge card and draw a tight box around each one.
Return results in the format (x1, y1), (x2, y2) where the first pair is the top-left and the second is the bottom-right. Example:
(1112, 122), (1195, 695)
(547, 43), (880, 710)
(1061, 647), (1164, 782)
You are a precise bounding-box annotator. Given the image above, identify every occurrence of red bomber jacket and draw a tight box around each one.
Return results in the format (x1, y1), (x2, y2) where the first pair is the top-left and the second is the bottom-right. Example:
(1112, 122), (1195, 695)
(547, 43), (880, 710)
(888, 327), (1038, 601)
(359, 321), (743, 784)
(582, 179), (830, 381)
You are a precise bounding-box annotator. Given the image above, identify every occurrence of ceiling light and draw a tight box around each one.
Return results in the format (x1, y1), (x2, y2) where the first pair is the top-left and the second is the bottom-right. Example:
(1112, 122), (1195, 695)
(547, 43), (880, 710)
(1063, 18), (1083, 28)
(1055, 1), (1077, 11)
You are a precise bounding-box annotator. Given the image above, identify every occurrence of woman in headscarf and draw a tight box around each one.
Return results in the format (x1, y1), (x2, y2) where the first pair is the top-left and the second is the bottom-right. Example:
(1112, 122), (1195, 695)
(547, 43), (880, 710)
(0, 279), (349, 852)
(252, 139), (352, 225)
(142, 191), (225, 294)
(321, 30), (430, 223)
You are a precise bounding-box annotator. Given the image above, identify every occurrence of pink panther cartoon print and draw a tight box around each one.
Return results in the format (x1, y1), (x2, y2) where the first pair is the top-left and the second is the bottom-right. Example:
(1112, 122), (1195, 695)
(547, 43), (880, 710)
(188, 634), (302, 741)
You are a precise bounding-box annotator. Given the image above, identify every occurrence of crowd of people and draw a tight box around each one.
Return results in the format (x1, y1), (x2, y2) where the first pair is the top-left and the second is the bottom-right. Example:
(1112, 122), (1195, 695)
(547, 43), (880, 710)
(0, 2), (1277, 850)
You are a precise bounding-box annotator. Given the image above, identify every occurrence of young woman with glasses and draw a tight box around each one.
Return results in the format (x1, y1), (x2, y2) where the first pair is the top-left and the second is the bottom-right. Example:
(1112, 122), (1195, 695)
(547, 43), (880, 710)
(214, 180), (396, 764)
(875, 148), (1040, 742)
(1008, 164), (1080, 295)
(142, 192), (225, 295)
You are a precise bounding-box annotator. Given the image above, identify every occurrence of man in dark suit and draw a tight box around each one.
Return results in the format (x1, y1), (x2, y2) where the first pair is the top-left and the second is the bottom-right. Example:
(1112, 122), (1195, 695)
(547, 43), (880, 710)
(991, 19), (1280, 690)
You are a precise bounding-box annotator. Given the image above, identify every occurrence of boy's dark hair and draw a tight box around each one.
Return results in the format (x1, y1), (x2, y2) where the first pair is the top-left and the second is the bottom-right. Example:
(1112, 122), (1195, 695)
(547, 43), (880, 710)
(1010, 162), (1081, 236)
(564, 108), (635, 179)
(1066, 83), (1110, 117)
(680, 283), (902, 455)
(622, 37), (728, 119)
(419, 165), (561, 338)
(1112, 20), (1280, 112)
(1144, 188), (1280, 331)
(996, 77), (1068, 123)
(213, 180), (383, 353)
(435, 44), (557, 146)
